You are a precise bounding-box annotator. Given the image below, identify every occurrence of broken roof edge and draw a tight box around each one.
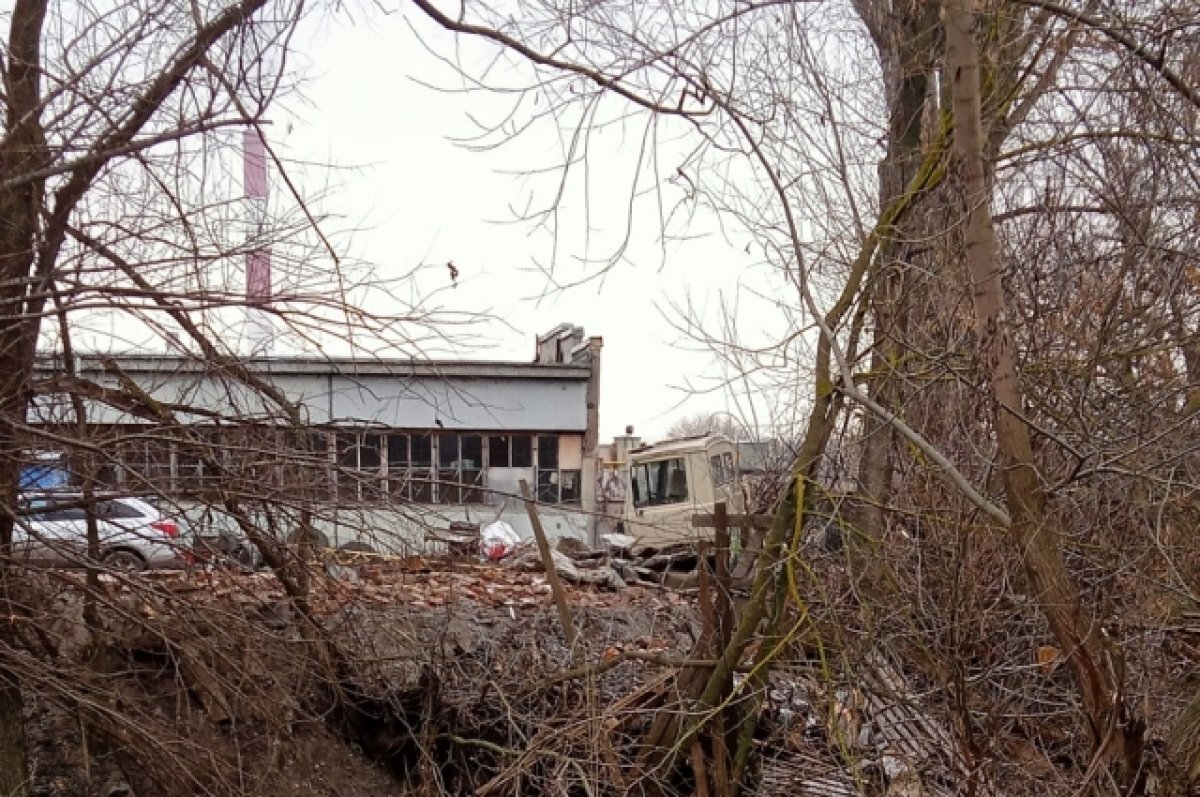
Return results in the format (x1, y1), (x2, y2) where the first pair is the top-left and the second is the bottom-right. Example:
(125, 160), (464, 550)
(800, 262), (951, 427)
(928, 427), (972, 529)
(32, 351), (593, 381)
(535, 322), (583, 345)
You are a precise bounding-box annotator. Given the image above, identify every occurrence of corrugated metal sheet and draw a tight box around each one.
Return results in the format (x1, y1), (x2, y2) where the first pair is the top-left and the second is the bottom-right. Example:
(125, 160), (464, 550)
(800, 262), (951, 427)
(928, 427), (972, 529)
(327, 375), (586, 430)
(30, 370), (588, 431)
(756, 653), (968, 797)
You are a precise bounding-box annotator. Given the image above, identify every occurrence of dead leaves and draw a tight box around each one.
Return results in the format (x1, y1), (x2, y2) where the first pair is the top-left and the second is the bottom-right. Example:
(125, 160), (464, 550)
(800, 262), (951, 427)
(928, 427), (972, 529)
(1035, 645), (1062, 674)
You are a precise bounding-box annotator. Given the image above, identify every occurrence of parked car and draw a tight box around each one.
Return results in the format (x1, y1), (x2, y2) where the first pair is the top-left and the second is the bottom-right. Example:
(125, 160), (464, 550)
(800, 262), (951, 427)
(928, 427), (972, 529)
(180, 505), (268, 571)
(191, 528), (263, 570)
(14, 492), (185, 571)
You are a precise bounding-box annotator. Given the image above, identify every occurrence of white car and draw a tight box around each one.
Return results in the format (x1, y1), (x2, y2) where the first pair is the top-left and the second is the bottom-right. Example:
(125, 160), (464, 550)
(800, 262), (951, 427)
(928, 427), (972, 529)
(15, 493), (185, 571)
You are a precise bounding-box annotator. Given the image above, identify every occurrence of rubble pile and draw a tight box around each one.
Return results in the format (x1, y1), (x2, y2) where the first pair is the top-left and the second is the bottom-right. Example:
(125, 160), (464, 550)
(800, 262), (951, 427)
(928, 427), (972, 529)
(145, 553), (698, 613)
(19, 556), (705, 797)
(18, 539), (1143, 797)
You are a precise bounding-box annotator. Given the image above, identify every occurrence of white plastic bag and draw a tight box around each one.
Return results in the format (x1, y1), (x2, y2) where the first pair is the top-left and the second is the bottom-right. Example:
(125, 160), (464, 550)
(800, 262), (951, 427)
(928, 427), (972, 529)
(480, 520), (520, 561)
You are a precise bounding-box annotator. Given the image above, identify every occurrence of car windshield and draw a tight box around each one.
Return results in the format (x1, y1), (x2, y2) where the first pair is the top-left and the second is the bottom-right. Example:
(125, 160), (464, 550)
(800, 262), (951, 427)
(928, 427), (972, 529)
(98, 500), (149, 519)
(631, 457), (689, 507)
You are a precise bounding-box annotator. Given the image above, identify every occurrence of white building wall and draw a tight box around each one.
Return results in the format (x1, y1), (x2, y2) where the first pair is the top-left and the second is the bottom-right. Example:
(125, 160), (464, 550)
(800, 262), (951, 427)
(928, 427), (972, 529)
(32, 371), (588, 431)
(179, 503), (589, 553)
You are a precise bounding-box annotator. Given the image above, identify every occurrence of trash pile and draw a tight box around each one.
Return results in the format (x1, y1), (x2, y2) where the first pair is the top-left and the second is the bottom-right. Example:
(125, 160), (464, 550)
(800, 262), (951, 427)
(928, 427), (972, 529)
(454, 521), (740, 593)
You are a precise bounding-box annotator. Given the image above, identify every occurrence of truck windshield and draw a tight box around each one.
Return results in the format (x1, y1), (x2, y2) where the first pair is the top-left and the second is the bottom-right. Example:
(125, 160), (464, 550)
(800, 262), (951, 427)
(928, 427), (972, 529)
(631, 458), (689, 507)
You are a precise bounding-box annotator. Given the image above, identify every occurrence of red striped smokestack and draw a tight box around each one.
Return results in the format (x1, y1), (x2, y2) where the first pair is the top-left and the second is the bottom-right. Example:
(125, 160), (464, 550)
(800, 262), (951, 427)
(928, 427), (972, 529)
(243, 127), (270, 304)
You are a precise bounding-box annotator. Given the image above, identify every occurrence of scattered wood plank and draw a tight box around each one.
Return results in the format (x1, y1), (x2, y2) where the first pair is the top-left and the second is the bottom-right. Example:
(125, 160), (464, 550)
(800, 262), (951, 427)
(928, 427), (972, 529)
(691, 513), (773, 530)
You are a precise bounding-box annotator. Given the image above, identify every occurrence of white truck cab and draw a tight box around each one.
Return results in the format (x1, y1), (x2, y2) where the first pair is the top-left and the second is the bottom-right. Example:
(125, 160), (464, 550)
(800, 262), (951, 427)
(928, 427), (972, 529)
(622, 434), (743, 550)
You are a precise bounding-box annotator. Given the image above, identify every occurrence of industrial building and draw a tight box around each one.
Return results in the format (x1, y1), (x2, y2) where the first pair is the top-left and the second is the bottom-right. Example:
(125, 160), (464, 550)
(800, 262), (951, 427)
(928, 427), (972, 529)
(27, 324), (603, 548)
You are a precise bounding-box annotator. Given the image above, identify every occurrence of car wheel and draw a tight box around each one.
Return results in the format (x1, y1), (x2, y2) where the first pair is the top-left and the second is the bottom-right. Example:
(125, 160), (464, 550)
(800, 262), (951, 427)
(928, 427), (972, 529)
(102, 549), (147, 572)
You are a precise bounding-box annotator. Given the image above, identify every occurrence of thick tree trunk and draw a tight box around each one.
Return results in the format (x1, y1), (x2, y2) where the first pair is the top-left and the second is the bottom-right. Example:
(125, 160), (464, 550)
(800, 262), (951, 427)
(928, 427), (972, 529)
(854, 0), (935, 543)
(943, 0), (1143, 785)
(0, 2), (51, 792)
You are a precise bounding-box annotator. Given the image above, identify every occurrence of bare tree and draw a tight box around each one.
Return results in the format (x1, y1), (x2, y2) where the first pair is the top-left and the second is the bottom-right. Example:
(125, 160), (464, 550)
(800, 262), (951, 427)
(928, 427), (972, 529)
(6, 0), (1195, 791)
(664, 411), (746, 441)
(0, 1), (469, 790)
(406, 0), (1200, 792)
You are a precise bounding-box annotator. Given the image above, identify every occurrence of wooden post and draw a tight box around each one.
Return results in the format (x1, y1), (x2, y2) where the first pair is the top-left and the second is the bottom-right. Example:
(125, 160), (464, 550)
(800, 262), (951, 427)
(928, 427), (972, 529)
(697, 541), (715, 655)
(711, 501), (734, 797)
(691, 512), (772, 530)
(713, 501), (733, 651)
(519, 479), (578, 655)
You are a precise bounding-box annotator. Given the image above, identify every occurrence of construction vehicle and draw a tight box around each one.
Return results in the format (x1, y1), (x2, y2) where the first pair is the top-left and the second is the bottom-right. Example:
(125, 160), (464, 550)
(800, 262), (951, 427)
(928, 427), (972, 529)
(611, 434), (744, 551)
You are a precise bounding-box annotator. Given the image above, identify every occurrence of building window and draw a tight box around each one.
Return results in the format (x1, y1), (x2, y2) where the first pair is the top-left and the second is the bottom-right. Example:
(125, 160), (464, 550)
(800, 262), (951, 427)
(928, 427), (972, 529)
(438, 433), (459, 504)
(460, 434), (483, 504)
(224, 425), (286, 492)
(172, 428), (224, 496)
(436, 433), (484, 504)
(484, 434), (533, 505)
(488, 435), (510, 467)
(89, 427), (125, 489)
(95, 458), (121, 489)
(535, 434), (582, 505)
(387, 432), (435, 503)
(336, 432), (383, 503)
(91, 426), (581, 508)
(360, 433), (383, 502)
(175, 435), (206, 492)
(536, 434), (559, 503)
(410, 433), (433, 502)
(511, 435), (532, 468)
(289, 431), (333, 502)
(560, 470), (581, 504)
(118, 435), (173, 492)
(170, 427), (332, 502)
(387, 433), (409, 500)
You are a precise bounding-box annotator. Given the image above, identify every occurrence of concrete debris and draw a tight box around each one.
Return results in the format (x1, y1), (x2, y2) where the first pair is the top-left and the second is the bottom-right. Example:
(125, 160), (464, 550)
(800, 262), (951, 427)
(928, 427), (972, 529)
(601, 533), (637, 554)
(555, 536), (590, 556)
(139, 556), (680, 612)
(512, 548), (626, 590)
(515, 538), (729, 592)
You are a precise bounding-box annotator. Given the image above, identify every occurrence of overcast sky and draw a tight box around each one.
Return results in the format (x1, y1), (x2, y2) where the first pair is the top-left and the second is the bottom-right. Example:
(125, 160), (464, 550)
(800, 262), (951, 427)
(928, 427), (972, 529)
(260, 6), (792, 441)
